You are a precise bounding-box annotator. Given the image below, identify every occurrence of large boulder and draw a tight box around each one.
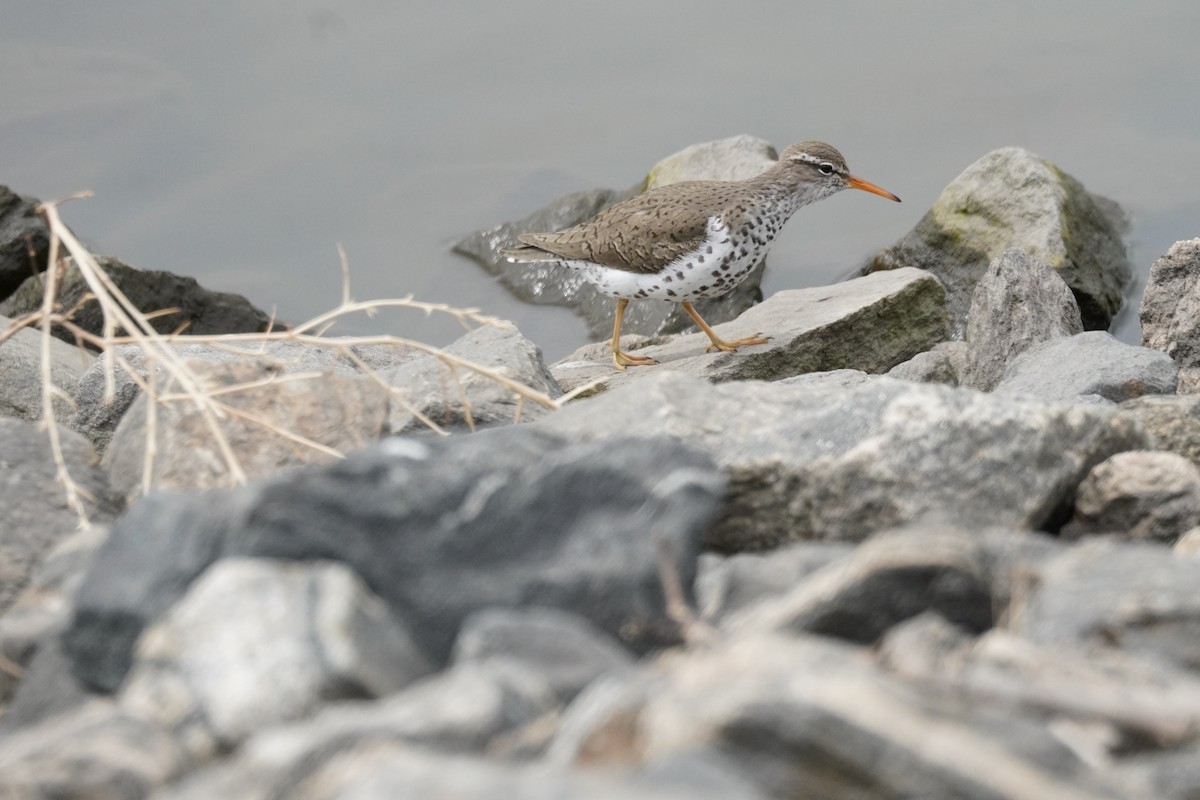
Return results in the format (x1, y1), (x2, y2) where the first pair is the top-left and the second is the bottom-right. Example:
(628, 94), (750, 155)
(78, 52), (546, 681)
(534, 371), (1146, 550)
(453, 135), (778, 341)
(62, 427), (724, 693)
(995, 331), (1178, 403)
(0, 186), (50, 301)
(1141, 238), (1200, 393)
(862, 147), (1131, 336)
(1062, 451), (1200, 542)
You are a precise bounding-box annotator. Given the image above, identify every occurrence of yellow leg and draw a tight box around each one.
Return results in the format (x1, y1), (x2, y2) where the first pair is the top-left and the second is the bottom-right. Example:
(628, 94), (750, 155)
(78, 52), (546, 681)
(680, 301), (770, 353)
(610, 298), (658, 370)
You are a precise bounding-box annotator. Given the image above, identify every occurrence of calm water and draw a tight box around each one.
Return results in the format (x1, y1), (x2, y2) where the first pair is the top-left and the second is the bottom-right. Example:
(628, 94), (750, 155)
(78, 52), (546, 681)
(4, 2), (1198, 359)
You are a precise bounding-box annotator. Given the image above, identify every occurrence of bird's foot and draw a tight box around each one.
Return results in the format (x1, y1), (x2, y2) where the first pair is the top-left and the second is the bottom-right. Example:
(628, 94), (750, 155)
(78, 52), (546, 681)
(612, 350), (658, 371)
(705, 333), (771, 353)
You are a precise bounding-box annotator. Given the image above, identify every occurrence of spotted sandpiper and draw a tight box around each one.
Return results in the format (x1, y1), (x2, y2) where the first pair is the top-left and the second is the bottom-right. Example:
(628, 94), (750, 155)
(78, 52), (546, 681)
(503, 140), (900, 370)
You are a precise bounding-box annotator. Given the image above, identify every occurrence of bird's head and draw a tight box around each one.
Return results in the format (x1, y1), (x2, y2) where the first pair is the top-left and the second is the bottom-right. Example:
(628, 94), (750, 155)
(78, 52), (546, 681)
(777, 140), (901, 203)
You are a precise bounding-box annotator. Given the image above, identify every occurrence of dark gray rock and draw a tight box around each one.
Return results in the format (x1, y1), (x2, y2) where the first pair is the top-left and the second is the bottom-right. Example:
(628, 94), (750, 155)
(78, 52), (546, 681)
(0, 418), (118, 614)
(726, 527), (994, 642)
(384, 323), (561, 433)
(0, 255), (271, 347)
(1063, 451), (1200, 542)
(1113, 394), (1200, 468)
(64, 428), (723, 693)
(862, 147), (1131, 336)
(452, 607), (635, 704)
(0, 699), (181, 798)
(550, 267), (947, 394)
(550, 632), (1123, 799)
(119, 558), (433, 757)
(534, 372), (1146, 550)
(103, 357), (390, 504)
(1141, 238), (1200, 393)
(0, 525), (108, 703)
(454, 136), (775, 342)
(69, 339), (417, 454)
(0, 312), (96, 423)
(996, 331), (1178, 403)
(1009, 538), (1200, 673)
(962, 248), (1084, 391)
(696, 541), (854, 622)
(0, 185), (50, 302)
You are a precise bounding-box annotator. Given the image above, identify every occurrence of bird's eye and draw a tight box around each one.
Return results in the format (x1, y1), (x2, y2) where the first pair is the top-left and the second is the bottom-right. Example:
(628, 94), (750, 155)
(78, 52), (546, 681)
(818, 162), (835, 175)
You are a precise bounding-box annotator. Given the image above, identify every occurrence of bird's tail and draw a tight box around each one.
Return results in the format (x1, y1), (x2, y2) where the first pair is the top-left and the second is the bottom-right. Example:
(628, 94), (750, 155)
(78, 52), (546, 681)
(499, 242), (556, 264)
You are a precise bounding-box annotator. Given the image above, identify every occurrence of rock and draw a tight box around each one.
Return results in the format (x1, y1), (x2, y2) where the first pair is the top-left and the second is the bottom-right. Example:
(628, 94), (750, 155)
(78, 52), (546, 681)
(962, 248), (1084, 391)
(1009, 538), (1200, 673)
(696, 541), (854, 622)
(0, 255), (272, 347)
(1113, 394), (1200, 468)
(0, 185), (50, 301)
(862, 147), (1131, 336)
(158, 742), (763, 800)
(879, 614), (1200, 754)
(119, 558), (432, 757)
(550, 267), (947, 394)
(643, 134), (778, 189)
(534, 371), (1145, 550)
(550, 632), (1122, 799)
(886, 340), (967, 385)
(0, 525), (108, 702)
(995, 331), (1178, 403)
(1141, 239), (1200, 393)
(0, 636), (95, 732)
(0, 312), (96, 423)
(453, 136), (777, 342)
(103, 357), (390, 504)
(63, 428), (723, 693)
(1113, 747), (1200, 800)
(726, 526), (994, 641)
(0, 418), (118, 615)
(0, 700), (182, 798)
(69, 339), (417, 454)
(451, 607), (635, 704)
(1063, 451), (1200, 542)
(384, 323), (561, 433)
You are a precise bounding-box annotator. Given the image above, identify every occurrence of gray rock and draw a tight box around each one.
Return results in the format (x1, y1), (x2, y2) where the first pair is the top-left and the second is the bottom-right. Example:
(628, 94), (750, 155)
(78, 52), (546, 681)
(534, 371), (1145, 550)
(0, 637), (95, 734)
(1009, 538), (1200, 672)
(0, 525), (108, 702)
(119, 558), (432, 757)
(452, 607), (635, 704)
(0, 700), (182, 798)
(384, 323), (561, 433)
(453, 136), (777, 342)
(862, 147), (1131, 336)
(103, 357), (390, 504)
(1141, 238), (1200, 393)
(550, 267), (947, 394)
(0, 185), (50, 301)
(1113, 747), (1200, 800)
(727, 526), (994, 641)
(0, 418), (118, 615)
(886, 340), (966, 385)
(0, 255), (271, 347)
(550, 632), (1121, 799)
(996, 331), (1178, 403)
(0, 312), (96, 423)
(963, 248), (1084, 391)
(1063, 451), (1200, 542)
(1113, 394), (1200, 468)
(69, 339), (417, 454)
(64, 428), (723, 693)
(697, 541), (854, 622)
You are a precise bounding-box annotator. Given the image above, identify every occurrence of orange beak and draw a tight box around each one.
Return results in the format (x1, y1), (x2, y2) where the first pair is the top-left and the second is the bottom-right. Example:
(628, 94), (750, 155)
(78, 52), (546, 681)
(847, 175), (901, 202)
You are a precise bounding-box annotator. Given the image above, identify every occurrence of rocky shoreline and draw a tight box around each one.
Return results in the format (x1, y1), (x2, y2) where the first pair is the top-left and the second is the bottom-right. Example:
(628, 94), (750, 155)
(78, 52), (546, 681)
(2, 139), (1200, 798)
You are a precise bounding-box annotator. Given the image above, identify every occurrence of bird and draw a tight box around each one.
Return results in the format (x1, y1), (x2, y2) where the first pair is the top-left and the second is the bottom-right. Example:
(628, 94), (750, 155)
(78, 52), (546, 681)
(502, 140), (900, 370)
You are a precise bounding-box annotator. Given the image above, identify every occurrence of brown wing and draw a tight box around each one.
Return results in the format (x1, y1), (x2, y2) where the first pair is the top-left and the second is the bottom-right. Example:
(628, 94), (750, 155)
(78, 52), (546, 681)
(515, 181), (738, 275)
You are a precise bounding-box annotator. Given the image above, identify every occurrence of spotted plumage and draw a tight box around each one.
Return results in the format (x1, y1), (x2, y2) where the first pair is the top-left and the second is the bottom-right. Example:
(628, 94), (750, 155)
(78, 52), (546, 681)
(502, 140), (900, 370)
